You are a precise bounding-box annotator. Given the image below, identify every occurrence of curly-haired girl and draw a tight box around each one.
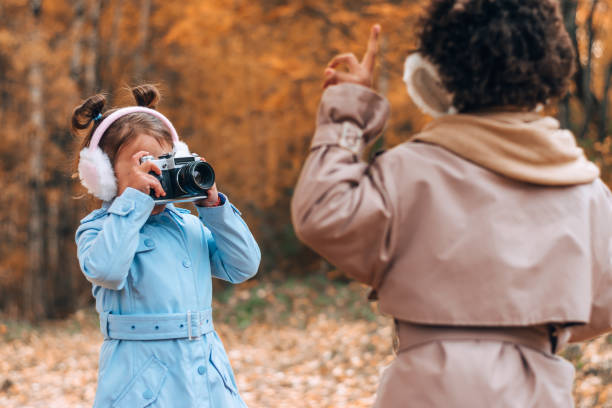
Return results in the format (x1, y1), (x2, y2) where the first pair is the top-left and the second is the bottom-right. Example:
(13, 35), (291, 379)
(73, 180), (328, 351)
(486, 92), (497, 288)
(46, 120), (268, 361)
(292, 1), (609, 406)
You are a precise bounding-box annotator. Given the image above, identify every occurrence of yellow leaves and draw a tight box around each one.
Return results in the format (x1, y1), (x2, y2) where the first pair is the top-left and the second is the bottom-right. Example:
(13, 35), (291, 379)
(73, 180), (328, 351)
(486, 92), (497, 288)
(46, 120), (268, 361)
(259, 54), (313, 81)
(162, 1), (249, 47)
(365, 3), (421, 20)
(264, 3), (303, 21)
(0, 29), (18, 48)
(594, 136), (612, 156)
(329, 10), (360, 25)
(260, 88), (290, 113)
(259, 54), (287, 72)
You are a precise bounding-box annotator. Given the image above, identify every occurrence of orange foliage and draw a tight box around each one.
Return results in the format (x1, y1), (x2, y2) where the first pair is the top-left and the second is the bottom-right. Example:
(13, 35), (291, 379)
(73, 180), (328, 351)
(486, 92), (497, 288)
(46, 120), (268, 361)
(0, 0), (610, 318)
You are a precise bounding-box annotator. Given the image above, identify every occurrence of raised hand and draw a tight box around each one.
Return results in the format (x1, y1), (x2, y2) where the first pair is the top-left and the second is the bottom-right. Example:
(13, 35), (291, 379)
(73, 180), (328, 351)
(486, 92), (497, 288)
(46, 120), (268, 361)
(323, 24), (381, 90)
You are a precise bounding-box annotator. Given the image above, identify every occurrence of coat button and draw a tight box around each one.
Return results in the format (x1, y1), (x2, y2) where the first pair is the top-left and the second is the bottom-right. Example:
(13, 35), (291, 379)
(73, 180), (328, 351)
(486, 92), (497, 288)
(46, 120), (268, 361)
(144, 239), (155, 248)
(142, 389), (154, 399)
(197, 366), (206, 375)
(121, 204), (131, 213)
(182, 259), (191, 268)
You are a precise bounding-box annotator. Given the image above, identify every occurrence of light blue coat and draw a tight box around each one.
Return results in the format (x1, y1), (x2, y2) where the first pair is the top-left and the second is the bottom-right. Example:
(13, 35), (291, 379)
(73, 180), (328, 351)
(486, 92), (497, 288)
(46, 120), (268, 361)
(76, 187), (261, 408)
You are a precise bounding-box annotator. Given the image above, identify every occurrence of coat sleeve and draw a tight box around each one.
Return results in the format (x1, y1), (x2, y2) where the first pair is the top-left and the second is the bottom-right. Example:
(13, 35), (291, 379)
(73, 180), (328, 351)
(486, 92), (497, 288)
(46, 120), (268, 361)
(196, 194), (261, 283)
(570, 181), (612, 342)
(75, 188), (154, 290)
(290, 83), (396, 288)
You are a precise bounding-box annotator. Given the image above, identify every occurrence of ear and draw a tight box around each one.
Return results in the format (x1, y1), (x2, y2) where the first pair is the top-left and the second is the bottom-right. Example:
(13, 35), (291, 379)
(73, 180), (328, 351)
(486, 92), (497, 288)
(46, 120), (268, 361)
(403, 53), (455, 118)
(78, 147), (118, 201)
(173, 140), (191, 156)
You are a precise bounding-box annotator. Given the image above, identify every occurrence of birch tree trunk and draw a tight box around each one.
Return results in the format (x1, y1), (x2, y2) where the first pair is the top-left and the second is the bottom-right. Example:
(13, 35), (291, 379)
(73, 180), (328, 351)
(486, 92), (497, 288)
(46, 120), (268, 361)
(44, 192), (59, 315)
(25, 0), (46, 321)
(133, 0), (152, 80)
(106, 0), (124, 99)
(84, 0), (102, 94)
(70, 0), (85, 83)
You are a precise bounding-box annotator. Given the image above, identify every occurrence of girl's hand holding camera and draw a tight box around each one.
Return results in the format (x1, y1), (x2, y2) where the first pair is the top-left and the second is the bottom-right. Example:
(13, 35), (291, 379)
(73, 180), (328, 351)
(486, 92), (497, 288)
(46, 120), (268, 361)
(117, 150), (167, 198)
(194, 181), (220, 207)
(193, 156), (220, 207)
(117, 150), (220, 207)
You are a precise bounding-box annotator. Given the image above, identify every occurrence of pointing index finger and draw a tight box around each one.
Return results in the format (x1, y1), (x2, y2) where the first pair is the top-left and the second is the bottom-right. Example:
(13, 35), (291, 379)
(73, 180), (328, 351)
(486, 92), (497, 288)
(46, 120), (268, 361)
(363, 24), (381, 73)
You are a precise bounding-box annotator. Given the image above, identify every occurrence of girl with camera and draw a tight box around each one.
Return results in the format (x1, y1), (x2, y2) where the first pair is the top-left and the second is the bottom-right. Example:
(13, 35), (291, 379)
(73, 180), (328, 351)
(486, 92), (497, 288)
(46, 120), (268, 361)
(292, 1), (611, 406)
(73, 84), (260, 407)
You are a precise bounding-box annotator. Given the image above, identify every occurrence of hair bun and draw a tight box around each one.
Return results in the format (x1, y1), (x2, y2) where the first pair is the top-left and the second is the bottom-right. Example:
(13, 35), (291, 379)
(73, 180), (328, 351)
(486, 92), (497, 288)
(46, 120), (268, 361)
(71, 94), (106, 133)
(132, 84), (161, 109)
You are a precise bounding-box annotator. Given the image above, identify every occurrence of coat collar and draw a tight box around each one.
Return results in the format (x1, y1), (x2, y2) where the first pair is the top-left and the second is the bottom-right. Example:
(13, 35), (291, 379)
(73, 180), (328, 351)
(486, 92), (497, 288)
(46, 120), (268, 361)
(99, 200), (191, 218)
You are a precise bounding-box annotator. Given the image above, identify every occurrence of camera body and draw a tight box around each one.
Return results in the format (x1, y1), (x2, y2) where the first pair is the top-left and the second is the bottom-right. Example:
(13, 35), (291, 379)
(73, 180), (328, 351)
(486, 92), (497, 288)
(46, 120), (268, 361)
(140, 152), (215, 204)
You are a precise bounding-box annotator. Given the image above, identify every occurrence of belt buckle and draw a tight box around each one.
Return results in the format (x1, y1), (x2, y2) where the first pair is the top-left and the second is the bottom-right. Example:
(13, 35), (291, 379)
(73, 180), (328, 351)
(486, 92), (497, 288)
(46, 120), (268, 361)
(187, 310), (195, 341)
(187, 310), (203, 340)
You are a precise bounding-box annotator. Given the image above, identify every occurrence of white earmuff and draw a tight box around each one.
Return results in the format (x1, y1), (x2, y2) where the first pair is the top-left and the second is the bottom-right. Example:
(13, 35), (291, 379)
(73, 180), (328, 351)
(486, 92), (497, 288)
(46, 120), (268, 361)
(78, 145), (119, 201)
(78, 106), (190, 201)
(403, 53), (456, 118)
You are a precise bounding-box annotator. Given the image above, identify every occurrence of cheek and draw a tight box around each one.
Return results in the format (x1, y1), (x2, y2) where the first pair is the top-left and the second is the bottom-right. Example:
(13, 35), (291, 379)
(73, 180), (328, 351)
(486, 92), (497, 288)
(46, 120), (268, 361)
(113, 161), (129, 186)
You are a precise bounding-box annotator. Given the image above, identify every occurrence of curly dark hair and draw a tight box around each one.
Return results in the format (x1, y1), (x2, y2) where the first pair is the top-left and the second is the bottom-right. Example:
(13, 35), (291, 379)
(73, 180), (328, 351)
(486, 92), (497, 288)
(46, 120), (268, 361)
(417, 0), (575, 112)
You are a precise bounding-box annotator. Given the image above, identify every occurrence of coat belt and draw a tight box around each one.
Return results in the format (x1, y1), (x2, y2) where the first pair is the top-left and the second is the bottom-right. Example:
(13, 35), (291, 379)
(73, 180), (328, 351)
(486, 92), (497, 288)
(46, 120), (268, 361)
(100, 309), (214, 340)
(395, 321), (554, 355)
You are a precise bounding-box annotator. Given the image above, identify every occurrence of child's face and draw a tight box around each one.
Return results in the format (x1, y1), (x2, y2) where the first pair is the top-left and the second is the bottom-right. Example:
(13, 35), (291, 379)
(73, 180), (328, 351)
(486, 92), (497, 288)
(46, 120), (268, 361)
(114, 133), (173, 214)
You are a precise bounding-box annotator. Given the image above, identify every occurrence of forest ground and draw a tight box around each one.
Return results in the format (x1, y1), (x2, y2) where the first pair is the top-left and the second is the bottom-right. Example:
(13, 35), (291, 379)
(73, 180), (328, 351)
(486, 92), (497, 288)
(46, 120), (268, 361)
(1, 278), (611, 408)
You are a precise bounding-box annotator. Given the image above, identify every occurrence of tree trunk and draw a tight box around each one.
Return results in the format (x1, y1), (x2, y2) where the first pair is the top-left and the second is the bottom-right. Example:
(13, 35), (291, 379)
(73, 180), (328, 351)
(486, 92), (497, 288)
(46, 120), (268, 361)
(84, 0), (102, 94)
(579, 0), (599, 139)
(133, 0), (152, 80)
(70, 0), (86, 83)
(559, 0), (579, 130)
(106, 0), (124, 99)
(25, 0), (46, 322)
(46, 189), (64, 316)
(599, 63), (612, 141)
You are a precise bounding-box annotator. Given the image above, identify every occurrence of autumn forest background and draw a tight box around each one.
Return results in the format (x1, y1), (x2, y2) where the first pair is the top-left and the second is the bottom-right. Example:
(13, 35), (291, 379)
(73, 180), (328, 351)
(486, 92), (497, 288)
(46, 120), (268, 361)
(1, 0), (612, 406)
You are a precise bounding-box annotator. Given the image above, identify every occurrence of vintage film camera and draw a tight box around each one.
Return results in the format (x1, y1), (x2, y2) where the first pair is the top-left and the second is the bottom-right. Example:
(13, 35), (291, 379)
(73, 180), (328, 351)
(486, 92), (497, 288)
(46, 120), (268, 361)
(140, 152), (215, 204)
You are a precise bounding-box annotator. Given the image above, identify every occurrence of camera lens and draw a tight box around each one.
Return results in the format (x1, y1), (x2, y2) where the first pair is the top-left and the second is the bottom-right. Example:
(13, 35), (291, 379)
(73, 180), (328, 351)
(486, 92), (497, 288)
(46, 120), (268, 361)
(176, 161), (215, 194)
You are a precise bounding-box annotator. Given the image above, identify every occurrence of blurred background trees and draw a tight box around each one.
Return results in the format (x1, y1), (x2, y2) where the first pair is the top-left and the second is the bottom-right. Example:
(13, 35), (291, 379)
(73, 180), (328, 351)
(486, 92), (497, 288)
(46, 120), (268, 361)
(560, 0), (612, 181)
(0, 0), (610, 320)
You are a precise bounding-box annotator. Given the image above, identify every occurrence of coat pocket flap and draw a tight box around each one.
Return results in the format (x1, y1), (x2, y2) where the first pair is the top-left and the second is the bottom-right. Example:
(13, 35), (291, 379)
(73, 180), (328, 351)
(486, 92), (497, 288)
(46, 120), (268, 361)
(112, 356), (168, 408)
(209, 347), (238, 394)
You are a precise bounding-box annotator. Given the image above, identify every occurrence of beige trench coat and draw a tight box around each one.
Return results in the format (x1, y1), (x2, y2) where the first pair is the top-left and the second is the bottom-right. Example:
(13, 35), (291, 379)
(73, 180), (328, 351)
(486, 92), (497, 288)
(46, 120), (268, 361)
(291, 83), (612, 407)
